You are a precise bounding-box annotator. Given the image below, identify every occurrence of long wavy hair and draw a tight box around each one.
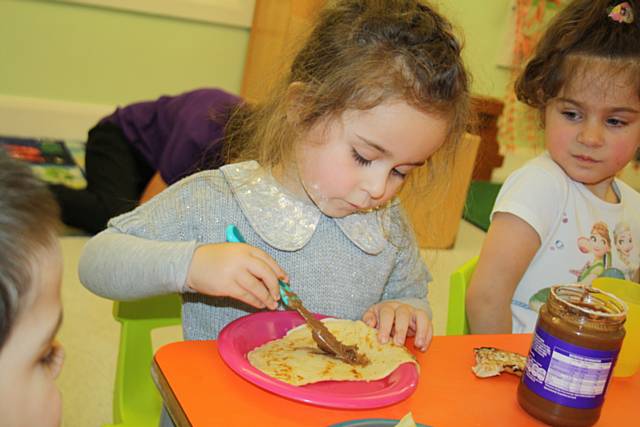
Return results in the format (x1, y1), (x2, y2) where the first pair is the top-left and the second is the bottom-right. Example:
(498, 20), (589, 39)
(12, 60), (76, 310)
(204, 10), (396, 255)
(224, 0), (470, 205)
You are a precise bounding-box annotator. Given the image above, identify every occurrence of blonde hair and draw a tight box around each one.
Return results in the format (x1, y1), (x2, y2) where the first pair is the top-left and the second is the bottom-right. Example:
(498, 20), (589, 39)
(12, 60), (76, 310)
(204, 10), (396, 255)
(614, 221), (633, 262)
(614, 221), (631, 241)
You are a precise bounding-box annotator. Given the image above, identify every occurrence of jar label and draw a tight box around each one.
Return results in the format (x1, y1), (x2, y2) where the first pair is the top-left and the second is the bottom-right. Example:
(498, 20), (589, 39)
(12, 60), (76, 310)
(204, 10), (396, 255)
(523, 327), (619, 409)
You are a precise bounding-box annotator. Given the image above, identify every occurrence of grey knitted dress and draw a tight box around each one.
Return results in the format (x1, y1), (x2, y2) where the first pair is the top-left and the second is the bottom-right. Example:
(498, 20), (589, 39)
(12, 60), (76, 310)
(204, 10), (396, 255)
(79, 161), (432, 342)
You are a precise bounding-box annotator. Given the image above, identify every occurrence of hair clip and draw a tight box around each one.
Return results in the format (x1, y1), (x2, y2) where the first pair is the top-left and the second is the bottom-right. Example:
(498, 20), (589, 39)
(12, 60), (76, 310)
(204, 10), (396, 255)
(608, 2), (634, 24)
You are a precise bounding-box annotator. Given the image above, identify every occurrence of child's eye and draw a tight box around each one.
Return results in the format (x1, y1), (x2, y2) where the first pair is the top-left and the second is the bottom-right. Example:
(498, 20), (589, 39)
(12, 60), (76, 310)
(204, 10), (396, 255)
(391, 168), (407, 179)
(351, 148), (372, 166)
(561, 110), (581, 121)
(41, 342), (65, 378)
(606, 117), (627, 127)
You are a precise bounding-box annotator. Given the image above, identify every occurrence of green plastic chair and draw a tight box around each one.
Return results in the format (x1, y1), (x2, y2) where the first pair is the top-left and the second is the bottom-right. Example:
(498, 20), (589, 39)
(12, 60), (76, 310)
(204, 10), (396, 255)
(446, 256), (478, 336)
(105, 294), (182, 427)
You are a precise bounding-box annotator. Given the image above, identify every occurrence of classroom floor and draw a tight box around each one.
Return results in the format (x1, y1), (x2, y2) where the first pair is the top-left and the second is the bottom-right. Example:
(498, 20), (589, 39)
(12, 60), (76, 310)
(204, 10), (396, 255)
(56, 220), (486, 427)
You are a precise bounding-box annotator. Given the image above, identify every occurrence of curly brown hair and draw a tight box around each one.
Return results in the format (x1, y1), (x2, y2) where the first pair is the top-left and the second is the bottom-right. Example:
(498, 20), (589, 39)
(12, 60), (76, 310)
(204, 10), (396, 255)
(225, 0), (470, 192)
(516, 0), (640, 110)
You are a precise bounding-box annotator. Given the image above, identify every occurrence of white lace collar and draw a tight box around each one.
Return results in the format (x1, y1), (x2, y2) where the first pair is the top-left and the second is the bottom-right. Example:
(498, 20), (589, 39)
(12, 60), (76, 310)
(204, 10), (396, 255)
(220, 161), (387, 254)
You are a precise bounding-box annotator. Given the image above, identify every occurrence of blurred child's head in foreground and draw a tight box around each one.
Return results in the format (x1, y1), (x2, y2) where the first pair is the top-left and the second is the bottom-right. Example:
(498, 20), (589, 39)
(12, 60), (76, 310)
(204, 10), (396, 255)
(0, 150), (64, 427)
(226, 0), (470, 215)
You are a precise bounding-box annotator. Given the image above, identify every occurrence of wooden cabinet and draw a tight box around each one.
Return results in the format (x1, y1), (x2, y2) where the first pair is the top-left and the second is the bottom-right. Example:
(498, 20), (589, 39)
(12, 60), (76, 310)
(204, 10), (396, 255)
(470, 96), (504, 181)
(399, 133), (480, 248)
(241, 0), (325, 103)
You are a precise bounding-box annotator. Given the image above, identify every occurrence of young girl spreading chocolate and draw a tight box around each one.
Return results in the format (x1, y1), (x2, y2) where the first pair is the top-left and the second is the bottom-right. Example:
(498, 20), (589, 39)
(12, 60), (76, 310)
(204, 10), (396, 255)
(80, 0), (469, 361)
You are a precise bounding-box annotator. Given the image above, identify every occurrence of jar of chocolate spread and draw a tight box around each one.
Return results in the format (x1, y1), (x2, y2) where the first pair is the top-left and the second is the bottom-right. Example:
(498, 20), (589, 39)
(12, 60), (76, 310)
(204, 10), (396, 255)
(518, 284), (627, 427)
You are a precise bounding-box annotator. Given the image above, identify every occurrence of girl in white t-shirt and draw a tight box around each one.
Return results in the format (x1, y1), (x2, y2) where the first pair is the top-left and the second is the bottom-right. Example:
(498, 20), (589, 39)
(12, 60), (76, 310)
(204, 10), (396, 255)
(467, 0), (640, 333)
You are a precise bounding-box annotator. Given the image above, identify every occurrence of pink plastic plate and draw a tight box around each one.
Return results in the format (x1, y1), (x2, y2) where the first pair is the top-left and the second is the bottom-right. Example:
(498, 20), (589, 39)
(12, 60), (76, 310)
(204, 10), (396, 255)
(217, 311), (419, 409)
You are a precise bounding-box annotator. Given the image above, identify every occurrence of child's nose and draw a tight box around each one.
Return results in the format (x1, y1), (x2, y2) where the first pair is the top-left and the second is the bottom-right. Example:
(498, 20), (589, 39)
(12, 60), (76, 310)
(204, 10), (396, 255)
(363, 172), (387, 200)
(578, 121), (604, 147)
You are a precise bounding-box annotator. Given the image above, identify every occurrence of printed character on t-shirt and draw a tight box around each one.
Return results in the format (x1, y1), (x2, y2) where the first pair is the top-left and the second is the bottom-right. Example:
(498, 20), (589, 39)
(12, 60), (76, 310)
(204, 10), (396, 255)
(614, 221), (640, 282)
(574, 222), (613, 283)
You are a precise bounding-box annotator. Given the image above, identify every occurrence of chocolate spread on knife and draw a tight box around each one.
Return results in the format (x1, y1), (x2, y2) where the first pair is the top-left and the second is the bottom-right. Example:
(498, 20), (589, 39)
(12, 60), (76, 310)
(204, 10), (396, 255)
(286, 290), (370, 366)
(517, 285), (626, 427)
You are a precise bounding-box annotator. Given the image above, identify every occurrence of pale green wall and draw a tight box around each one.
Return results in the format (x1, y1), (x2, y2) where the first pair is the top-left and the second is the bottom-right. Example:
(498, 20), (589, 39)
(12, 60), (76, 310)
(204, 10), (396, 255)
(0, 0), (512, 106)
(438, 0), (513, 99)
(0, 0), (250, 105)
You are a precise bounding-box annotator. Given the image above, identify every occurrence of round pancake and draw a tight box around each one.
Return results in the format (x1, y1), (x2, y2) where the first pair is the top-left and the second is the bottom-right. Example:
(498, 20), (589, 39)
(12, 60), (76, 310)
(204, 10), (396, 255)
(247, 318), (418, 386)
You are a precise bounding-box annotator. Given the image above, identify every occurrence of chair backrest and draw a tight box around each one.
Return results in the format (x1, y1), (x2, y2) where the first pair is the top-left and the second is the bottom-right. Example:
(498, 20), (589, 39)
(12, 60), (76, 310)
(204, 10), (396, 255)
(446, 256), (478, 336)
(107, 294), (181, 427)
(400, 132), (481, 249)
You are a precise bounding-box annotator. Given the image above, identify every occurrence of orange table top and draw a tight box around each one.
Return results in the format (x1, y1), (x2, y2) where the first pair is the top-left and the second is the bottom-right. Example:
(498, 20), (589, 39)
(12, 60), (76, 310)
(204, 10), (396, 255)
(152, 334), (638, 426)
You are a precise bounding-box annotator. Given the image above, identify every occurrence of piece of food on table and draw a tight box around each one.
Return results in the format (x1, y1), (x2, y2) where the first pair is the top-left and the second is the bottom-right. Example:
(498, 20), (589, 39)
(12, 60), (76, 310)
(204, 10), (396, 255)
(248, 318), (417, 386)
(395, 411), (418, 427)
(471, 346), (527, 378)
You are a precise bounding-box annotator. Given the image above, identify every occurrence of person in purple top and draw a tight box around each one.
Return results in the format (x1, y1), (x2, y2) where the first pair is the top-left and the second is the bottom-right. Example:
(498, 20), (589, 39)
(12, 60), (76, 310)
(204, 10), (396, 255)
(49, 88), (241, 234)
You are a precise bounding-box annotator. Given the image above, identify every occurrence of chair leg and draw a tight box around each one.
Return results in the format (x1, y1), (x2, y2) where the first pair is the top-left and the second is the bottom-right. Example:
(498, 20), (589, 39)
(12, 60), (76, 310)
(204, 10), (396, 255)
(447, 275), (467, 335)
(111, 320), (163, 427)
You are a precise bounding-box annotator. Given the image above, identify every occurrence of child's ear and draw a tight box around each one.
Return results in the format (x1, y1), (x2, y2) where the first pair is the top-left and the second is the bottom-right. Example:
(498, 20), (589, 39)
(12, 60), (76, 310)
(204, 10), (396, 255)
(285, 81), (307, 125)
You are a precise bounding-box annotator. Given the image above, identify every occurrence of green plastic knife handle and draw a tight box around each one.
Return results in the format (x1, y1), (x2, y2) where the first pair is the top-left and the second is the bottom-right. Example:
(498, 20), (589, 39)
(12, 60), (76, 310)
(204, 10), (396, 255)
(224, 224), (290, 305)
